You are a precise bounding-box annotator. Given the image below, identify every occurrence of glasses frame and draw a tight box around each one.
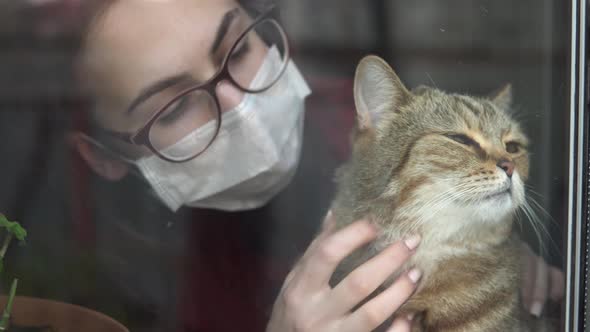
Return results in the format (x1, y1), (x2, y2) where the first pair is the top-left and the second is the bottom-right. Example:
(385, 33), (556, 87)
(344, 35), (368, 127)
(99, 6), (289, 163)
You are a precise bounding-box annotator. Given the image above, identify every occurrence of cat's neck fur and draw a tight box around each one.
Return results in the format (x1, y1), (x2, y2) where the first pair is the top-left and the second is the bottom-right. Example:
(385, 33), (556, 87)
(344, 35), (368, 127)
(332, 162), (515, 279)
(394, 211), (514, 278)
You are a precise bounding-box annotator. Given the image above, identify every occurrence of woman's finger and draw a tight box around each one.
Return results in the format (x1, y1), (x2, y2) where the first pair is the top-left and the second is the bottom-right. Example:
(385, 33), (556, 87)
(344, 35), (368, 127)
(343, 268), (421, 331)
(530, 256), (549, 317)
(297, 211), (341, 266)
(322, 210), (337, 232)
(520, 242), (536, 310)
(299, 219), (379, 291)
(548, 265), (565, 302)
(386, 315), (414, 332)
(279, 212), (338, 292)
(328, 236), (420, 315)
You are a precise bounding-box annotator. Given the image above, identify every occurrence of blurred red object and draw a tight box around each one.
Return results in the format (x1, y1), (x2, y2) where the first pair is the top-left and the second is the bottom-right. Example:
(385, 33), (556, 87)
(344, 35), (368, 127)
(25, 0), (85, 38)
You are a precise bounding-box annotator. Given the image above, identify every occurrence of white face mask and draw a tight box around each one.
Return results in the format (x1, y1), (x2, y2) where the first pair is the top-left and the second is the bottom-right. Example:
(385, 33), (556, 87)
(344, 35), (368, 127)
(134, 46), (311, 211)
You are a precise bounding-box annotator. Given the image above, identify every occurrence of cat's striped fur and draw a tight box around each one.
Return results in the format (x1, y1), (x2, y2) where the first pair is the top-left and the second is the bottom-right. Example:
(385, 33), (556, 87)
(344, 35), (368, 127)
(330, 56), (535, 331)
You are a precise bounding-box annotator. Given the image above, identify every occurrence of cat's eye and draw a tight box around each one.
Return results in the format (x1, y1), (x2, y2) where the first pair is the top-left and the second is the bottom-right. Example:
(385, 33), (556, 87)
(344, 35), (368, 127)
(505, 142), (521, 154)
(445, 134), (478, 147)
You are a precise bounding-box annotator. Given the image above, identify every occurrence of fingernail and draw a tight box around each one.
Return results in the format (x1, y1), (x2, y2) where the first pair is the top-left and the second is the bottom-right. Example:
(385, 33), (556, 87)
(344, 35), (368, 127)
(530, 301), (543, 317)
(323, 210), (334, 226)
(404, 235), (421, 251)
(408, 268), (422, 283)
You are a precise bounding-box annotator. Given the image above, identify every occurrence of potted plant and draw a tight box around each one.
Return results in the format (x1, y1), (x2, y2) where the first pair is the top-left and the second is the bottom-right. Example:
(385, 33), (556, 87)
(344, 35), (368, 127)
(0, 214), (128, 332)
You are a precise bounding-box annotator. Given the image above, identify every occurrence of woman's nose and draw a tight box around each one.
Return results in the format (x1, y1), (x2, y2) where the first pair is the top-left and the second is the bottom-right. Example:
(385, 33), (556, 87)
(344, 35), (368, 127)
(215, 81), (245, 113)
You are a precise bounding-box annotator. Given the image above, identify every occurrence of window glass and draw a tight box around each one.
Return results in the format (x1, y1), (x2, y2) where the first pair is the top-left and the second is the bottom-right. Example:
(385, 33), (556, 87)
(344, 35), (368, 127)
(0, 0), (581, 331)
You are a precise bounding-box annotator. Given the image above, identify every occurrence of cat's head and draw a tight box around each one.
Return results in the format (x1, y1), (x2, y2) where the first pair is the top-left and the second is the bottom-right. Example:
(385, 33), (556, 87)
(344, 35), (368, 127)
(349, 56), (529, 230)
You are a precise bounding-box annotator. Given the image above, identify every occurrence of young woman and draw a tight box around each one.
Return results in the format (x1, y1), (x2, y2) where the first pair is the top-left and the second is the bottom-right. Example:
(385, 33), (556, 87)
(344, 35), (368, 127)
(13, 0), (563, 331)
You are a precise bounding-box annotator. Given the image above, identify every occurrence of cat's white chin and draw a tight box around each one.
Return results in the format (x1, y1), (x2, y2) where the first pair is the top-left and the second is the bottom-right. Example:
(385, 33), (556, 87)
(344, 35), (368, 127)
(468, 191), (514, 222)
(468, 172), (525, 223)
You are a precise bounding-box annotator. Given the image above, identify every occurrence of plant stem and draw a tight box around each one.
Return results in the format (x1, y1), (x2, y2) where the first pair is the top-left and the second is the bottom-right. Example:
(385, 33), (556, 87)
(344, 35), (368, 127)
(0, 278), (17, 330)
(0, 234), (13, 260)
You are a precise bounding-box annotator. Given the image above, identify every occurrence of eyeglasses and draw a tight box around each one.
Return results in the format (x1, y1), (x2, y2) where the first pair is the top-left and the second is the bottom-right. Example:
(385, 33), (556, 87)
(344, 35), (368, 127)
(99, 6), (289, 163)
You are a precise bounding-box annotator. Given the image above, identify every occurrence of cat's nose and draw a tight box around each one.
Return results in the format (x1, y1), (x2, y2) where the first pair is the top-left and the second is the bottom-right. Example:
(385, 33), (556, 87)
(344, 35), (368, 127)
(497, 159), (515, 178)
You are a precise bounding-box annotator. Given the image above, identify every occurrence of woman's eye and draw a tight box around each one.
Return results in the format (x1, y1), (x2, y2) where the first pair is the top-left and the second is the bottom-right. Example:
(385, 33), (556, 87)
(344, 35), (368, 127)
(230, 38), (251, 62)
(158, 96), (190, 125)
(506, 142), (521, 153)
(446, 134), (477, 146)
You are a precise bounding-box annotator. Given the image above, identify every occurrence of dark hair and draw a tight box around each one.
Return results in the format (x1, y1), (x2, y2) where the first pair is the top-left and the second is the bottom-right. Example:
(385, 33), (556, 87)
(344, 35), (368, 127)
(0, 0), (274, 117)
(0, 0), (277, 258)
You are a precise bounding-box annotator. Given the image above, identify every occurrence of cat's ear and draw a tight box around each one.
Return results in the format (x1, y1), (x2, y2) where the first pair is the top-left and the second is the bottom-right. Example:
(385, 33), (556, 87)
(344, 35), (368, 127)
(490, 84), (512, 110)
(354, 55), (411, 131)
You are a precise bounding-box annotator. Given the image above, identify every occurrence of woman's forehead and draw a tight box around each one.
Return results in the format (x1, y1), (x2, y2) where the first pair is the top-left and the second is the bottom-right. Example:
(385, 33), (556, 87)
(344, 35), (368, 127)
(86, 0), (239, 47)
(79, 0), (240, 122)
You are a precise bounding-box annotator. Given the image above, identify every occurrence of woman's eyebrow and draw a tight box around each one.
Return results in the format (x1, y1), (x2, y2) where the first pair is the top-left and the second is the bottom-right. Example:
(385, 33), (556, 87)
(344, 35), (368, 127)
(126, 8), (241, 116)
(126, 73), (191, 115)
(209, 7), (241, 56)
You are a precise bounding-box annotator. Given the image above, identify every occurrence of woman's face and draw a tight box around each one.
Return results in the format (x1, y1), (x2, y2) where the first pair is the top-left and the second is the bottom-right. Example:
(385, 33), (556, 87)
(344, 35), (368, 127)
(78, 0), (268, 156)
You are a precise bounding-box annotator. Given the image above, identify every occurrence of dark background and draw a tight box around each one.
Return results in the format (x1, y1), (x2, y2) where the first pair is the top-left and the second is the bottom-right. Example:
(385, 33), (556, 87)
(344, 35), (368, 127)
(282, 0), (571, 265)
(0, 0), (573, 330)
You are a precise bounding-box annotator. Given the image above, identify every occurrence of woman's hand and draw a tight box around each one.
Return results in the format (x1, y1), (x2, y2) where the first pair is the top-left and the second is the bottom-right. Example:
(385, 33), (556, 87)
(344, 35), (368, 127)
(520, 242), (565, 317)
(266, 212), (421, 332)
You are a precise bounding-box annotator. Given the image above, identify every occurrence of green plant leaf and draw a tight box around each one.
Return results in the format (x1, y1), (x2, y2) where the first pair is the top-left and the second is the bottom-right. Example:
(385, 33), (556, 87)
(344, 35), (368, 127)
(0, 279), (18, 330)
(0, 214), (27, 242)
(7, 224), (26, 242)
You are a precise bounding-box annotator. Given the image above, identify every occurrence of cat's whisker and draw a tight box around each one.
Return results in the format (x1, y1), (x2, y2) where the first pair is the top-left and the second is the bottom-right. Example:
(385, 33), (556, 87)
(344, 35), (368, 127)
(523, 196), (561, 256)
(518, 202), (540, 247)
(513, 209), (525, 233)
(525, 194), (560, 227)
(409, 186), (476, 230)
(409, 186), (489, 237)
(398, 192), (452, 232)
(520, 200), (557, 258)
(515, 204), (533, 234)
(523, 186), (552, 216)
(425, 72), (439, 89)
(524, 185), (546, 199)
(520, 185), (561, 252)
(395, 187), (455, 220)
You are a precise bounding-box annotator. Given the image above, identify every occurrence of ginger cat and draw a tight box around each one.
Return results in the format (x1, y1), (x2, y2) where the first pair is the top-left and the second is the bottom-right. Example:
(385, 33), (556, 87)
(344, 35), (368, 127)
(330, 56), (536, 331)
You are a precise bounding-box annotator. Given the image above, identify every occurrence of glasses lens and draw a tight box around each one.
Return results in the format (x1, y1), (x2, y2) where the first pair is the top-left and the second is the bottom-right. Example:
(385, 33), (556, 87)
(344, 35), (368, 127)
(149, 90), (219, 162)
(227, 19), (288, 92)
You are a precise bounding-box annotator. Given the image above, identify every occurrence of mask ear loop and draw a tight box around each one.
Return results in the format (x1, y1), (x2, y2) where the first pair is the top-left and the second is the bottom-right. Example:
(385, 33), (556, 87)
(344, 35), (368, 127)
(77, 133), (145, 179)
(77, 134), (179, 225)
